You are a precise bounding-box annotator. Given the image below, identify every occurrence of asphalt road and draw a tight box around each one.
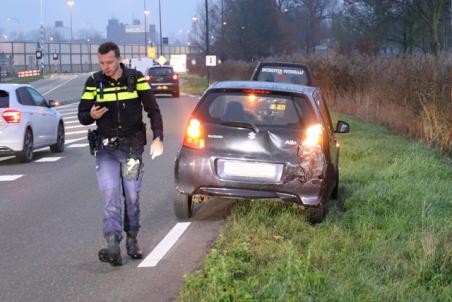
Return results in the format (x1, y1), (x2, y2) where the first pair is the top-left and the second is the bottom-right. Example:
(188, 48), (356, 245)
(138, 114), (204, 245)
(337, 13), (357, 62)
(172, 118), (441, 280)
(0, 74), (232, 302)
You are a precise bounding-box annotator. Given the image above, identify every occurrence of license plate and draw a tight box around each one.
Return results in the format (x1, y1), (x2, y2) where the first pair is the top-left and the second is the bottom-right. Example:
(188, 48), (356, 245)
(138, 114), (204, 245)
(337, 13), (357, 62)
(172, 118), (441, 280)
(156, 86), (168, 90)
(218, 160), (283, 182)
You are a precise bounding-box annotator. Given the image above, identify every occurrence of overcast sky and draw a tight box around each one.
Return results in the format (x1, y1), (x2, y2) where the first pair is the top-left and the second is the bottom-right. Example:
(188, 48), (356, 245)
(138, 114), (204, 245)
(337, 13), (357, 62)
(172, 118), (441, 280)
(0, 0), (200, 38)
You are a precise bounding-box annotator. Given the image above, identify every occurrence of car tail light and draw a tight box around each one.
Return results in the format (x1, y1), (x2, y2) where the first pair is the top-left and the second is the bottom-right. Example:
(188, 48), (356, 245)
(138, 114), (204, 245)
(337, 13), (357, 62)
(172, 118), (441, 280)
(183, 118), (205, 149)
(2, 109), (21, 123)
(302, 124), (323, 148)
(145, 75), (151, 81)
(298, 124), (326, 179)
(172, 74), (178, 80)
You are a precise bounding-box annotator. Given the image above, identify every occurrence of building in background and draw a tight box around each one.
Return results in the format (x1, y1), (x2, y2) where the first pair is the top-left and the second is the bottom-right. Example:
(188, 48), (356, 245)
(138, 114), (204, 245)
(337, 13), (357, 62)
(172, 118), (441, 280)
(107, 18), (157, 45)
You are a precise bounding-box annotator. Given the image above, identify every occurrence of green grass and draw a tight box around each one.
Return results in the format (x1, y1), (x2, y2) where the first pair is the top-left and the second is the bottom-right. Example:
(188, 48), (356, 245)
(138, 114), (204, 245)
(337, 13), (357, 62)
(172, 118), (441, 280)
(179, 113), (452, 302)
(3, 76), (43, 84)
(180, 73), (208, 96)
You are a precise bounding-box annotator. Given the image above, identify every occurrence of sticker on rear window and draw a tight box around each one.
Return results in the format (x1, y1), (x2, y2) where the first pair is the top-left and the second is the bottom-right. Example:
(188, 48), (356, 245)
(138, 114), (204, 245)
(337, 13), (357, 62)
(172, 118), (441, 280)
(261, 67), (304, 75)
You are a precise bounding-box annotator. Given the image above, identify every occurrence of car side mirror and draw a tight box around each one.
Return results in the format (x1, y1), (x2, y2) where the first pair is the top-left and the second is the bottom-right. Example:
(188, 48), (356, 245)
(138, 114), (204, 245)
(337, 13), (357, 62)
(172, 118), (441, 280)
(49, 100), (61, 107)
(335, 120), (350, 133)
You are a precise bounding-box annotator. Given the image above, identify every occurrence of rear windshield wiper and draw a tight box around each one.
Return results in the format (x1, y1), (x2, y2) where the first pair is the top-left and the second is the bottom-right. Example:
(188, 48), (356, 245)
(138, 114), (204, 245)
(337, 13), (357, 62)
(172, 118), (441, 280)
(221, 120), (260, 133)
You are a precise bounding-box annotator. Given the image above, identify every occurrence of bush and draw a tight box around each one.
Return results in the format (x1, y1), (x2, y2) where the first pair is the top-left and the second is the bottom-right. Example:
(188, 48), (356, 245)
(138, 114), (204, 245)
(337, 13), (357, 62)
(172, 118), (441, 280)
(206, 55), (451, 153)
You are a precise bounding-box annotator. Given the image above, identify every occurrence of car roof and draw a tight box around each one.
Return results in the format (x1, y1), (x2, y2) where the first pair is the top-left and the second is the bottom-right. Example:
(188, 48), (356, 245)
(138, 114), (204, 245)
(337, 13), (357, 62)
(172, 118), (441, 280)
(0, 83), (29, 88)
(255, 61), (310, 68)
(149, 65), (173, 69)
(0, 83), (30, 92)
(209, 81), (317, 96)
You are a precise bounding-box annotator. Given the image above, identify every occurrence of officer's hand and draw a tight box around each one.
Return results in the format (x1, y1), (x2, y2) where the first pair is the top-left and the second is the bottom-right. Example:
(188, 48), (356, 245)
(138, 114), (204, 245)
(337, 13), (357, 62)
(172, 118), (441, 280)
(90, 105), (108, 120)
(149, 137), (163, 160)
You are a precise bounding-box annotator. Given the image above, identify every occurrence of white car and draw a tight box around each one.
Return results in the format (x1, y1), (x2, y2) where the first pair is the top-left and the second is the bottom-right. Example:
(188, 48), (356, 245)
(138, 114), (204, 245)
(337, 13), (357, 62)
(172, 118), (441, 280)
(0, 84), (65, 162)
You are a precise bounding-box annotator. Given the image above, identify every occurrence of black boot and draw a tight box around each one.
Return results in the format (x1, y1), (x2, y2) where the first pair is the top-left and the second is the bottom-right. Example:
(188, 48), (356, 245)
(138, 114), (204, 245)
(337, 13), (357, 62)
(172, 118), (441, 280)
(126, 231), (143, 259)
(98, 233), (123, 266)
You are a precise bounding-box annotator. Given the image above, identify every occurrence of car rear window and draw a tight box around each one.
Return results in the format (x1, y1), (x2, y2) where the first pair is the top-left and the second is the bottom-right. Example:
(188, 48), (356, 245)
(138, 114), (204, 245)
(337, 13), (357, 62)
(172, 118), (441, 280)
(0, 90), (9, 108)
(256, 66), (309, 85)
(197, 92), (316, 128)
(148, 68), (173, 77)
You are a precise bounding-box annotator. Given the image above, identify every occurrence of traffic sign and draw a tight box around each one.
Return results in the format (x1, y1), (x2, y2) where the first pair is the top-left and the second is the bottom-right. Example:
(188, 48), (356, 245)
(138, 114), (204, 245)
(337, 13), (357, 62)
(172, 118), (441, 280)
(147, 47), (156, 59)
(157, 56), (167, 66)
(35, 50), (42, 60)
(206, 55), (216, 66)
(53, 53), (59, 61)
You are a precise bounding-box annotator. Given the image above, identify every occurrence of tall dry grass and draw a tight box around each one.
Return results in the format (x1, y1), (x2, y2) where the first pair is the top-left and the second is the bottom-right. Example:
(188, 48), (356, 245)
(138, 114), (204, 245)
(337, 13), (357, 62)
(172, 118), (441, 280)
(207, 55), (452, 153)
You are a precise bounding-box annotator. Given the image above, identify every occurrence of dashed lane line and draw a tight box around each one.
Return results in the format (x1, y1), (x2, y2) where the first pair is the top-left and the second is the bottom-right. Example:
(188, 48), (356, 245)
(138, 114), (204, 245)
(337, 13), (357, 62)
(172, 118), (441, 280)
(68, 143), (89, 148)
(65, 137), (86, 144)
(66, 130), (90, 135)
(0, 156), (15, 162)
(0, 175), (24, 182)
(60, 111), (79, 117)
(138, 222), (191, 268)
(65, 124), (91, 130)
(34, 157), (63, 162)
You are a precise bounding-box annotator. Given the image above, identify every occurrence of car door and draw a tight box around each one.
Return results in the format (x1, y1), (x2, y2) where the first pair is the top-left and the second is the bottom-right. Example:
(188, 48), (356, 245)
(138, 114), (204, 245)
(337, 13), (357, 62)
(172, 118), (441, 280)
(26, 87), (58, 145)
(16, 87), (47, 147)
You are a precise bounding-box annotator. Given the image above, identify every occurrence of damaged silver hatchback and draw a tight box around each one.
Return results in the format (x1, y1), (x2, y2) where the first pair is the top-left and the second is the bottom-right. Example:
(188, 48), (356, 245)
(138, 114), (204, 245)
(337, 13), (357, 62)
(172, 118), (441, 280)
(174, 81), (349, 223)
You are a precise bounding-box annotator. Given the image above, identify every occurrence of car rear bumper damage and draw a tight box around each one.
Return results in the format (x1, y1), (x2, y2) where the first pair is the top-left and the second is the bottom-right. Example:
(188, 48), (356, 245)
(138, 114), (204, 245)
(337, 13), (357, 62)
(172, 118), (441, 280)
(175, 148), (328, 207)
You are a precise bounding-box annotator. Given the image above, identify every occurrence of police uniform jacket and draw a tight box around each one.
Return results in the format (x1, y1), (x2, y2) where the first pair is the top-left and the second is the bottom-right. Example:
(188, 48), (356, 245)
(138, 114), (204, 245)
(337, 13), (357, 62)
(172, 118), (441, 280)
(78, 64), (163, 141)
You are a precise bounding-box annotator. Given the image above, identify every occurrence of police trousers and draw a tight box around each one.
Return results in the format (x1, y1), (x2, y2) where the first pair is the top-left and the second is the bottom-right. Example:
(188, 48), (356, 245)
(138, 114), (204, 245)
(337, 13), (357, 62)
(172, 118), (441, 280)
(95, 144), (144, 241)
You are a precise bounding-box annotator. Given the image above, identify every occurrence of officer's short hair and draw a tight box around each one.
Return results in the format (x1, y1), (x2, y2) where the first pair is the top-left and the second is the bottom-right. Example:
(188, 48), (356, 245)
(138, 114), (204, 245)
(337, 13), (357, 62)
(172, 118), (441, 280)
(98, 42), (120, 58)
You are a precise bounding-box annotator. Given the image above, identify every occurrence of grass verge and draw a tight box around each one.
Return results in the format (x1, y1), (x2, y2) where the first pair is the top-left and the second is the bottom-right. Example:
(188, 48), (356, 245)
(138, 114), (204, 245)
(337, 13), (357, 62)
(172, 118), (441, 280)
(180, 73), (208, 96)
(3, 76), (43, 84)
(179, 113), (452, 302)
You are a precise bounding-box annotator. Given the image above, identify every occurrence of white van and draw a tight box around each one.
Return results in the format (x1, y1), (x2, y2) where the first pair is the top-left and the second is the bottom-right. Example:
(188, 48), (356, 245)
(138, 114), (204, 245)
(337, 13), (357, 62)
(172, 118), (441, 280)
(125, 58), (154, 75)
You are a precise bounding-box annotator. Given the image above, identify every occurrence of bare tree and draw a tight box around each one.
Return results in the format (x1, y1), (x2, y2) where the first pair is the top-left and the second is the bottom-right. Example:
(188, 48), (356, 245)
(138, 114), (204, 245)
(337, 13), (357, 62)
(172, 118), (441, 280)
(405, 0), (449, 56)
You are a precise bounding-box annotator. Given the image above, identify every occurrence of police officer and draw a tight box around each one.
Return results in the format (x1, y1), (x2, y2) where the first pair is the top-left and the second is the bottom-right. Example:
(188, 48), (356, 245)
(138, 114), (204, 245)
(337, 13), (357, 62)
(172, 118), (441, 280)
(78, 42), (163, 266)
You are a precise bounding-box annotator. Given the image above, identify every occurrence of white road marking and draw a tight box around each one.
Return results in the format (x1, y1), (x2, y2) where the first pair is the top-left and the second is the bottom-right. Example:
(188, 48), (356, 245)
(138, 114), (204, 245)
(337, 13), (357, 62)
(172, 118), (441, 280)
(58, 102), (79, 109)
(138, 222), (191, 268)
(68, 143), (89, 148)
(63, 117), (79, 121)
(0, 156), (15, 162)
(57, 108), (80, 113)
(42, 75), (79, 96)
(0, 175), (24, 182)
(65, 124), (90, 130)
(66, 130), (89, 135)
(65, 137), (86, 144)
(64, 120), (80, 124)
(35, 157), (62, 162)
(60, 111), (78, 117)
(34, 147), (49, 152)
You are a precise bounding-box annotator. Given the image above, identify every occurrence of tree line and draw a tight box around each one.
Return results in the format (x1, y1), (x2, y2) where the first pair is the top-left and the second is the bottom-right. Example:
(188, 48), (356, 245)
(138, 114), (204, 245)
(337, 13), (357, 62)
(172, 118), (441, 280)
(190, 0), (451, 60)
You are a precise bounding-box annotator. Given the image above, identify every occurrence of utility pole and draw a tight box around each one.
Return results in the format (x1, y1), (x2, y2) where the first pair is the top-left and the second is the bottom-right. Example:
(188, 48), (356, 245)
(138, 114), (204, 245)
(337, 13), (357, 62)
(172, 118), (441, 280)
(205, 0), (210, 85)
(144, 0), (149, 55)
(39, 0), (44, 74)
(159, 0), (163, 56)
(220, 0), (224, 60)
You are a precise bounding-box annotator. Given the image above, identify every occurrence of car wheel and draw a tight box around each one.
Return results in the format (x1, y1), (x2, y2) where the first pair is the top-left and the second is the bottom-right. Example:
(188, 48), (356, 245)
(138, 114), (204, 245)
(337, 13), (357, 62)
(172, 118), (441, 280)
(306, 202), (325, 224)
(50, 122), (65, 153)
(17, 129), (34, 163)
(173, 192), (192, 220)
(172, 90), (180, 98)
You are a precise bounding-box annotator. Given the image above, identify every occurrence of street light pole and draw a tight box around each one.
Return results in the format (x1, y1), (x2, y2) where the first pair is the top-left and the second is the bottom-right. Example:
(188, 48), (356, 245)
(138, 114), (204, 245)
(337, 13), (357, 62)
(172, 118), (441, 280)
(158, 0), (163, 56)
(205, 0), (210, 85)
(144, 0), (150, 56)
(67, 0), (74, 43)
